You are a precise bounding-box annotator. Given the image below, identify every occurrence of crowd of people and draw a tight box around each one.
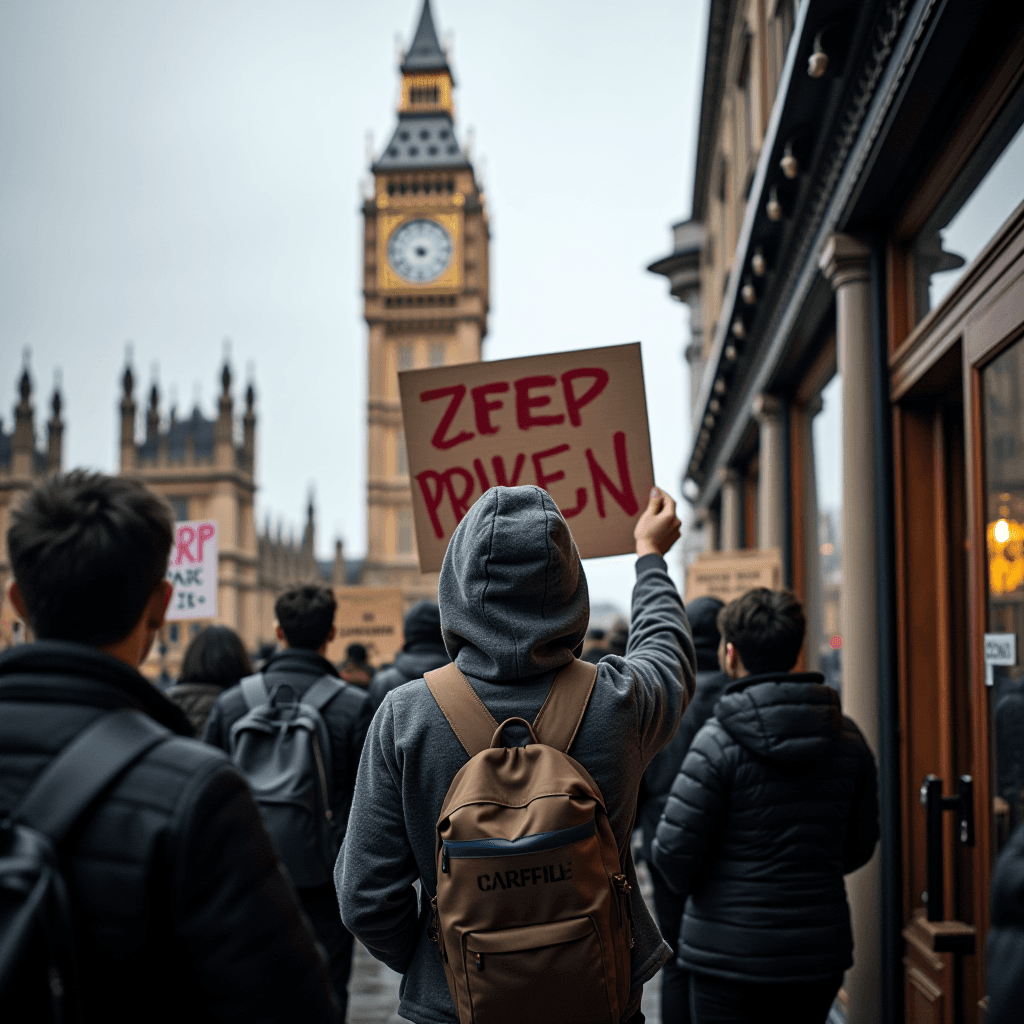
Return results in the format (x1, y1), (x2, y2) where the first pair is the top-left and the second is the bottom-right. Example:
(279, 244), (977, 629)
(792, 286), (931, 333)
(1, 469), (1021, 1024)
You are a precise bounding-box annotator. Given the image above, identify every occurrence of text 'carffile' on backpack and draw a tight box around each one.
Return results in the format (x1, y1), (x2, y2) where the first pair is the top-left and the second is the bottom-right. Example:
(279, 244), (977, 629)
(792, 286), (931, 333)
(425, 659), (634, 1024)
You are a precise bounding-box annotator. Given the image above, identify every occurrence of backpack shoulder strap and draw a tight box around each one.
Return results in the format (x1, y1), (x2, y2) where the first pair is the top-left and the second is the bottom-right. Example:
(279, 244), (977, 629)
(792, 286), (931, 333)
(15, 710), (170, 842)
(302, 673), (345, 712)
(240, 673), (269, 710)
(425, 661), (498, 759)
(532, 658), (599, 753)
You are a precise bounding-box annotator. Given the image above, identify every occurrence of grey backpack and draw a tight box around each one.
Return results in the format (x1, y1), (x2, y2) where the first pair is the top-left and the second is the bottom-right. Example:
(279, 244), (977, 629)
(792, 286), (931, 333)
(228, 674), (344, 888)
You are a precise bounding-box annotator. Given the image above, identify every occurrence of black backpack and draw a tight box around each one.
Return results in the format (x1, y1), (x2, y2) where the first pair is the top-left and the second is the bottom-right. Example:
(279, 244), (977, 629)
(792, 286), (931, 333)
(228, 673), (345, 888)
(0, 710), (169, 1023)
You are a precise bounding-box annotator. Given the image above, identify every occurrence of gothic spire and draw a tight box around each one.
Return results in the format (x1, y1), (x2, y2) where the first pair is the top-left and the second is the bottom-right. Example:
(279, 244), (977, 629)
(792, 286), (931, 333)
(401, 0), (449, 74)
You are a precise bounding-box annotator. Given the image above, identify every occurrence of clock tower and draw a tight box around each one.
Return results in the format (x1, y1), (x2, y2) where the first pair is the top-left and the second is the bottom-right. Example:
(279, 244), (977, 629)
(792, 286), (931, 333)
(362, 0), (489, 600)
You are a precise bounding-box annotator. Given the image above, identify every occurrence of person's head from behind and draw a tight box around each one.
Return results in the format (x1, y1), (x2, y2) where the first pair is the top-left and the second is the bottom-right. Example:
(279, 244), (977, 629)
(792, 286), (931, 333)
(686, 595), (725, 672)
(402, 600), (443, 650)
(717, 588), (806, 678)
(7, 470), (173, 666)
(274, 584), (337, 652)
(345, 643), (368, 666)
(178, 625), (253, 688)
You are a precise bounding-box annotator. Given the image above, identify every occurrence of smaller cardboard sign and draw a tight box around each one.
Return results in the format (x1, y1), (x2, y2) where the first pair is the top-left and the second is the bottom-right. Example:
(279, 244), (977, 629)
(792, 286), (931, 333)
(984, 632), (1017, 687)
(685, 548), (784, 603)
(166, 520), (218, 621)
(324, 587), (405, 666)
(400, 343), (654, 571)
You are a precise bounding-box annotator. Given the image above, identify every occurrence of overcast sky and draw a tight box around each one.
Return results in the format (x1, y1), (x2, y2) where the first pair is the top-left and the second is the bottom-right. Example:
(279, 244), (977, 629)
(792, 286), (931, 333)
(0, 0), (706, 611)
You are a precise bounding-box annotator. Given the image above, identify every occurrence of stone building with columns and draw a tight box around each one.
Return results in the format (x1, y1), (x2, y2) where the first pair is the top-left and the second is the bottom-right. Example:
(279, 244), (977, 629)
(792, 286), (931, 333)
(650, 0), (1024, 1021)
(0, 366), (63, 646)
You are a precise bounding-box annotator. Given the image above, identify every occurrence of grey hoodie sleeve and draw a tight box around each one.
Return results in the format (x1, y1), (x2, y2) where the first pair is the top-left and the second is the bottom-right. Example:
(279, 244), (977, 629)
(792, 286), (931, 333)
(335, 697), (421, 974)
(610, 553), (696, 764)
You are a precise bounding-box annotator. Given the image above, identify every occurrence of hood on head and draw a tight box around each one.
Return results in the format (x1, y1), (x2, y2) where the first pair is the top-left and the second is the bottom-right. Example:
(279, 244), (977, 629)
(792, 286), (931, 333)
(403, 599), (444, 649)
(686, 595), (724, 672)
(438, 485), (589, 682)
(714, 673), (840, 762)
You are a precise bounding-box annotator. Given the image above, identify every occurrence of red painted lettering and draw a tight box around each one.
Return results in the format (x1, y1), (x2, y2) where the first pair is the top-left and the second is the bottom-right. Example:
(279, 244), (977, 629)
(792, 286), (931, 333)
(532, 444), (570, 491)
(416, 471), (447, 538)
(586, 432), (639, 518)
(473, 458), (491, 492)
(561, 368), (609, 426)
(514, 375), (564, 430)
(471, 382), (509, 435)
(421, 385), (474, 450)
(196, 522), (215, 562)
(561, 488), (587, 518)
(415, 467), (476, 539)
(175, 526), (197, 564)
(444, 467), (475, 524)
(492, 453), (526, 487)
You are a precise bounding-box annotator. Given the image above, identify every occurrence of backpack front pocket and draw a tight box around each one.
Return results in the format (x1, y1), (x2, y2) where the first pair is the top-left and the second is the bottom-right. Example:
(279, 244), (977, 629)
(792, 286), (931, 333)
(463, 916), (614, 1024)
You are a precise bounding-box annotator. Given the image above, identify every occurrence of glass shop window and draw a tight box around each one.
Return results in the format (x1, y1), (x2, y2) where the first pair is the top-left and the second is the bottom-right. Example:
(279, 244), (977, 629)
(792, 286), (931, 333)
(912, 111), (1024, 322)
(811, 375), (844, 695)
(983, 338), (1024, 858)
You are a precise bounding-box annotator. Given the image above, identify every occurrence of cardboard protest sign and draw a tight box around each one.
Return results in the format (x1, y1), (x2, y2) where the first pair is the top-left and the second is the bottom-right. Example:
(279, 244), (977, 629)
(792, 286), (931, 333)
(166, 520), (218, 621)
(324, 587), (405, 666)
(400, 343), (654, 571)
(684, 548), (783, 603)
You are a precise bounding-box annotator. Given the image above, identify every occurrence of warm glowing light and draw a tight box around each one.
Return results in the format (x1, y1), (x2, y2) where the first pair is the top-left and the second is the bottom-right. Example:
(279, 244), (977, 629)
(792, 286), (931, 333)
(829, 635), (842, 650)
(995, 519), (1011, 544)
(820, 542), (834, 556)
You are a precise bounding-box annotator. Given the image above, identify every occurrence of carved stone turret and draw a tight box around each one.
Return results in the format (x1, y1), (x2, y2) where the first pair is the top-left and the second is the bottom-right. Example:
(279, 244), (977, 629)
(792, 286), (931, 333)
(243, 382), (256, 473)
(12, 367), (35, 479)
(47, 384), (63, 473)
(120, 363), (137, 472)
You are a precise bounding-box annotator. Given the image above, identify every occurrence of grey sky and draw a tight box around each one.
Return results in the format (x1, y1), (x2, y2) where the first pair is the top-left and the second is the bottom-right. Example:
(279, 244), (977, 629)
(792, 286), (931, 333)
(0, 0), (706, 610)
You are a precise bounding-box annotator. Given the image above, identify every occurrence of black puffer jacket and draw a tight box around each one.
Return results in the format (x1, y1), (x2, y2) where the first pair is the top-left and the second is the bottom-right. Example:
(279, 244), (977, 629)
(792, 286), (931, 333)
(367, 600), (450, 711)
(988, 822), (1024, 1024)
(651, 672), (878, 983)
(204, 647), (372, 830)
(0, 640), (339, 1023)
(164, 680), (224, 737)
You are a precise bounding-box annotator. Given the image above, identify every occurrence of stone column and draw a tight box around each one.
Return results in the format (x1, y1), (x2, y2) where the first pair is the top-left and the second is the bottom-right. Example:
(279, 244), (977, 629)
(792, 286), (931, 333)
(753, 394), (785, 550)
(819, 233), (879, 1024)
(718, 468), (742, 551)
(799, 396), (823, 672)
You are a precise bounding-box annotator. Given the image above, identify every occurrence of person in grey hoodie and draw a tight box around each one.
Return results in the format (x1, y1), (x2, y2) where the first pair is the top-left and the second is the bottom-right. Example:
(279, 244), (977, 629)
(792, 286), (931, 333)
(337, 484), (695, 1024)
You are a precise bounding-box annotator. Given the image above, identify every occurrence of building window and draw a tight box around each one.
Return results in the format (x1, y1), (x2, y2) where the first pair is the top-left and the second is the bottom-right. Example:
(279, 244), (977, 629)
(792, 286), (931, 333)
(398, 508), (414, 554)
(169, 624), (180, 644)
(168, 495), (189, 522)
(736, 36), (753, 166)
(398, 343), (414, 370)
(429, 342), (446, 367)
(396, 431), (408, 475)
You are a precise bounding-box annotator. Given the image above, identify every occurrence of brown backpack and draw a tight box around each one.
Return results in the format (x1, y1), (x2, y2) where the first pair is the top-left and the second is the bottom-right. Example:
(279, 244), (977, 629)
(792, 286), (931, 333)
(425, 658), (635, 1024)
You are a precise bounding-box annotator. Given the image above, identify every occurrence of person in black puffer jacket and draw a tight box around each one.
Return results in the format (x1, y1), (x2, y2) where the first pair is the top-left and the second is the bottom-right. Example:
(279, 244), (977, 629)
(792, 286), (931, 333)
(652, 588), (878, 1024)
(367, 600), (450, 711)
(639, 595), (726, 1024)
(988, 821), (1024, 1024)
(0, 471), (337, 1024)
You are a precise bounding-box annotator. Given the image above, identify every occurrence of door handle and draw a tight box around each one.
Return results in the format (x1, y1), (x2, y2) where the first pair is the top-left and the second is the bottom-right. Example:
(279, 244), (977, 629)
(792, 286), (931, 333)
(919, 774), (974, 921)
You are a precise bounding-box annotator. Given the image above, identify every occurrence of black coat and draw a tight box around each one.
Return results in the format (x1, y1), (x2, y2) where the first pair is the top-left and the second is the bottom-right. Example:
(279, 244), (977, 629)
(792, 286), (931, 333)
(651, 672), (879, 984)
(0, 640), (339, 1024)
(204, 647), (372, 834)
(639, 666), (729, 863)
(366, 642), (450, 710)
(988, 822), (1024, 1024)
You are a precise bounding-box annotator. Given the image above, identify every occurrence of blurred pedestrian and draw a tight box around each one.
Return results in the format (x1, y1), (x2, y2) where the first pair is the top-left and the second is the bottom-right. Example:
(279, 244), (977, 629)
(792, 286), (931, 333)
(338, 642), (374, 686)
(0, 471), (338, 1023)
(205, 584), (372, 1019)
(368, 600), (449, 710)
(652, 588), (878, 1024)
(638, 594), (726, 1024)
(337, 484), (696, 1024)
(165, 624), (252, 737)
(988, 821), (1024, 1024)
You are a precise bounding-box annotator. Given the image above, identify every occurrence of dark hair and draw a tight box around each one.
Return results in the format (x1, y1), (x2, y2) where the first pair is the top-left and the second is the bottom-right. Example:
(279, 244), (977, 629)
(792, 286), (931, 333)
(8, 470), (173, 646)
(178, 625), (253, 687)
(346, 643), (368, 664)
(717, 588), (806, 675)
(275, 585), (336, 650)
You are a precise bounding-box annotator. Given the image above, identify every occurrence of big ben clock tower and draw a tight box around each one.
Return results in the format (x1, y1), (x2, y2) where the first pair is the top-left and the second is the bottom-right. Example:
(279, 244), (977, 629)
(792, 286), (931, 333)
(361, 0), (489, 599)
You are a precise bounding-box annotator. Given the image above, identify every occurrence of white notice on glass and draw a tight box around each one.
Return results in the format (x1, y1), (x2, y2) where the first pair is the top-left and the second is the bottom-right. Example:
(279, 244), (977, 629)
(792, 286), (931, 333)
(166, 520), (218, 621)
(984, 632), (1016, 687)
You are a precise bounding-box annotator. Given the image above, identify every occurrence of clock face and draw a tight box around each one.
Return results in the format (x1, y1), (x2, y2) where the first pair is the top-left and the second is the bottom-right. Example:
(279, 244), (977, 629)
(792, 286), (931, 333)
(387, 219), (453, 283)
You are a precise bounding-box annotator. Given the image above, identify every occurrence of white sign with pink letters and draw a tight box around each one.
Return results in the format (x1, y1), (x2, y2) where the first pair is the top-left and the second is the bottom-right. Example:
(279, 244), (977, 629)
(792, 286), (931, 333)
(166, 520), (218, 621)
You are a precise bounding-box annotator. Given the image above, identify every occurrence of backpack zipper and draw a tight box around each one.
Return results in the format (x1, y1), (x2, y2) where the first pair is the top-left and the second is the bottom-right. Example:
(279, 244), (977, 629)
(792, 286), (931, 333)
(310, 732), (333, 823)
(440, 818), (595, 872)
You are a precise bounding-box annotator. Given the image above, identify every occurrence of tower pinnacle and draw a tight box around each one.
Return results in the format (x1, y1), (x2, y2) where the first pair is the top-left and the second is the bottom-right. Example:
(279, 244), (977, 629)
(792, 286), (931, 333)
(401, 0), (449, 75)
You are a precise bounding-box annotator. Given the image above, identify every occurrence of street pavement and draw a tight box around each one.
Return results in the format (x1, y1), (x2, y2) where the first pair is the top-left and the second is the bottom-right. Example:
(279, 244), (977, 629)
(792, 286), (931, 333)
(346, 861), (663, 1024)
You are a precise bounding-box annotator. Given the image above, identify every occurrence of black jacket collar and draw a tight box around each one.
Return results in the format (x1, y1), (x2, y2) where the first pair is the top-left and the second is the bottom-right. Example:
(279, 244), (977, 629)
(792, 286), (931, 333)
(261, 646), (339, 678)
(0, 639), (194, 736)
(723, 670), (826, 696)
